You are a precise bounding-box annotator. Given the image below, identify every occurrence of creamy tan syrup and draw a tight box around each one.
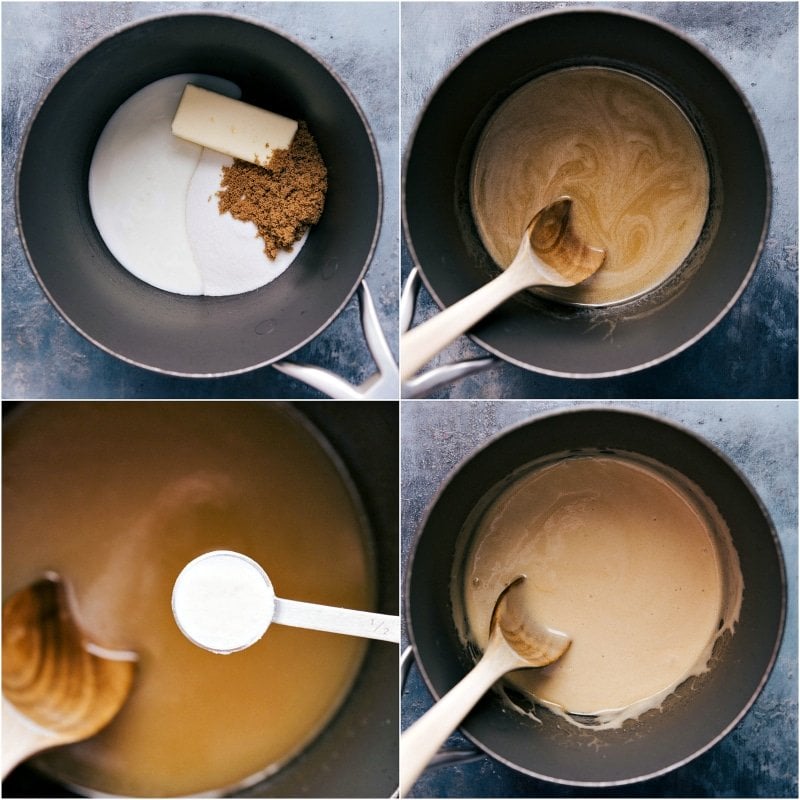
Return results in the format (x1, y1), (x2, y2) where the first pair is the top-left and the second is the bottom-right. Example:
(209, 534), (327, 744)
(454, 453), (743, 729)
(3, 402), (374, 797)
(471, 67), (711, 305)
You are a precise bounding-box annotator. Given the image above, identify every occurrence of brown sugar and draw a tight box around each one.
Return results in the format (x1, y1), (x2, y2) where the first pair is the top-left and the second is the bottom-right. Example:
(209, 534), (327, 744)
(217, 121), (327, 259)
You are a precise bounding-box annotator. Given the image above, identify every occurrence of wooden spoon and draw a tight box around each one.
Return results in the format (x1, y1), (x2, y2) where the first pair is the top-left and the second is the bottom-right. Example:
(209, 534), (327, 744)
(400, 196), (606, 381)
(2, 575), (136, 777)
(399, 577), (570, 796)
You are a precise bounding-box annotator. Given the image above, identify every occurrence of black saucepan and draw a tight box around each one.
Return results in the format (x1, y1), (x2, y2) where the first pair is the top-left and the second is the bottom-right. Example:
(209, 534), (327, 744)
(3, 401), (398, 798)
(16, 13), (381, 377)
(403, 9), (770, 377)
(406, 408), (785, 785)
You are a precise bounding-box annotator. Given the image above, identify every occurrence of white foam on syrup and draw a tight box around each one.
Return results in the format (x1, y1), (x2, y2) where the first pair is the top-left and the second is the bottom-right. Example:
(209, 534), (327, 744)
(89, 74), (303, 296)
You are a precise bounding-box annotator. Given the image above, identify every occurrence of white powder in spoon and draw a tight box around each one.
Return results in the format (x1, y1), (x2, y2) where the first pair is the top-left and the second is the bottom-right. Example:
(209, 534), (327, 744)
(172, 551), (276, 654)
(89, 74), (304, 296)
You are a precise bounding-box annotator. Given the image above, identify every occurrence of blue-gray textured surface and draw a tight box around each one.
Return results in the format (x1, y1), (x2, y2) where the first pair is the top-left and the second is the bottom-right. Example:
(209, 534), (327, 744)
(401, 400), (798, 797)
(2, 1), (398, 399)
(401, 2), (798, 399)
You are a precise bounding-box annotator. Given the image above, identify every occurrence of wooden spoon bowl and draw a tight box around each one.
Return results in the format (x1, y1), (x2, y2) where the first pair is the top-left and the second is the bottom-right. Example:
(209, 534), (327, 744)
(400, 196), (606, 380)
(400, 577), (570, 794)
(2, 575), (136, 776)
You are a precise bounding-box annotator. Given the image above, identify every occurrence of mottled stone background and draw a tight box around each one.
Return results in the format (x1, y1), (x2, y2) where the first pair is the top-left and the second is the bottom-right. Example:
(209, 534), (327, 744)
(401, 400), (797, 797)
(402, 2), (798, 399)
(2, 2), (398, 398)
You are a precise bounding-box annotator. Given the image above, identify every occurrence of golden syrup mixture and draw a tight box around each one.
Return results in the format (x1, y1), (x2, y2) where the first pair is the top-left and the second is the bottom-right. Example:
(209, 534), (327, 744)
(3, 403), (374, 796)
(455, 454), (742, 729)
(471, 67), (711, 305)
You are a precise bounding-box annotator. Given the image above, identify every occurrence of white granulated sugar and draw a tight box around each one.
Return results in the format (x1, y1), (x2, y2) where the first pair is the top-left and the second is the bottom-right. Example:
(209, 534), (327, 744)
(186, 149), (307, 296)
(89, 74), (303, 297)
(172, 551), (275, 654)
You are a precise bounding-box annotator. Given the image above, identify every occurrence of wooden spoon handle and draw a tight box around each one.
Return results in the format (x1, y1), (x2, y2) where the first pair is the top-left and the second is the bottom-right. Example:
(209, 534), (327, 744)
(399, 638), (523, 796)
(400, 263), (536, 381)
(2, 698), (66, 778)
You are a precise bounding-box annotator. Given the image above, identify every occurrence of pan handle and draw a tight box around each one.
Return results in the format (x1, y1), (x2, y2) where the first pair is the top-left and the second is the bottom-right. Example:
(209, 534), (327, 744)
(400, 268), (494, 398)
(274, 273), (493, 399)
(400, 646), (483, 772)
(273, 281), (398, 399)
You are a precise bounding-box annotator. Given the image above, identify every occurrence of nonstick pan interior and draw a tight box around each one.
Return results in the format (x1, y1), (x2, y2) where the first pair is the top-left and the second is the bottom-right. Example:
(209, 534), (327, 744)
(17, 13), (381, 376)
(3, 401), (398, 798)
(406, 408), (785, 785)
(403, 9), (769, 377)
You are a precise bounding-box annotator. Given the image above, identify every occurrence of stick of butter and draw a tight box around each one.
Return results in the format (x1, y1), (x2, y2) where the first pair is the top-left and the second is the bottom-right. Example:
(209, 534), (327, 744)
(172, 84), (298, 167)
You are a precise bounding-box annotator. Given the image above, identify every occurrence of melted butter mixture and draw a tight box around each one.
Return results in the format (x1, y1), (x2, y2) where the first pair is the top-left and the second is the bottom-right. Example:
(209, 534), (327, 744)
(3, 403), (373, 797)
(455, 454), (742, 729)
(471, 67), (711, 305)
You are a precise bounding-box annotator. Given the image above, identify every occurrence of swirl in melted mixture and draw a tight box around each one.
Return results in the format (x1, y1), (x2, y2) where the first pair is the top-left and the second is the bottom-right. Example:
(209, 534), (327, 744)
(471, 67), (711, 305)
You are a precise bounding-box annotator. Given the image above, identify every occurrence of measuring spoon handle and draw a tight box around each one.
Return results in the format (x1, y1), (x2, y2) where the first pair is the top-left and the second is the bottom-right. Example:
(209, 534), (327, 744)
(273, 597), (400, 643)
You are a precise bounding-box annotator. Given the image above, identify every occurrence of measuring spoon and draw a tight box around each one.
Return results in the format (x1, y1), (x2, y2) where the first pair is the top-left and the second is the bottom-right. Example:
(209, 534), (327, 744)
(172, 550), (399, 653)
